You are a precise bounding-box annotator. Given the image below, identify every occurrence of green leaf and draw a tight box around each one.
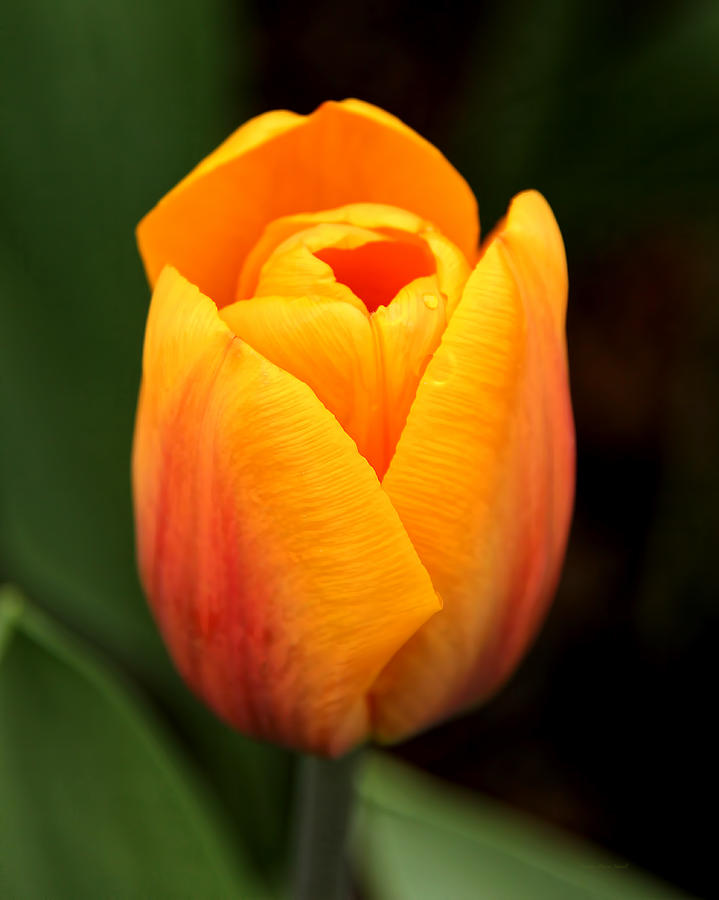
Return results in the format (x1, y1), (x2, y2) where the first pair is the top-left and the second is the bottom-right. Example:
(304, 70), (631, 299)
(0, 0), (242, 682)
(0, 0), (293, 873)
(352, 753), (689, 900)
(0, 586), (268, 900)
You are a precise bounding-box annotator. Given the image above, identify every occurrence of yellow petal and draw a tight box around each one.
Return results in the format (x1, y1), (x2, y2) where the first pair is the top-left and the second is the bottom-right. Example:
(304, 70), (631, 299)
(220, 295), (383, 469)
(133, 266), (440, 755)
(422, 230), (472, 319)
(371, 191), (575, 741)
(370, 276), (449, 476)
(137, 100), (478, 307)
(236, 203), (459, 300)
(222, 271), (449, 478)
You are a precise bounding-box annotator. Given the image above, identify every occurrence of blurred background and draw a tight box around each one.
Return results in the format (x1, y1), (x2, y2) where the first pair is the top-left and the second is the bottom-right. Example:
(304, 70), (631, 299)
(1, 0), (717, 897)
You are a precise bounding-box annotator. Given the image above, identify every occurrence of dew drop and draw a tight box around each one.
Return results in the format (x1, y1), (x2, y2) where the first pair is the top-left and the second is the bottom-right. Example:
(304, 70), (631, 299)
(423, 293), (438, 310)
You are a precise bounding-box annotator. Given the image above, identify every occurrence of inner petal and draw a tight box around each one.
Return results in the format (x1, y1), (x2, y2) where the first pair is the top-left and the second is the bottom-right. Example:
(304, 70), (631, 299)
(314, 239), (436, 313)
(221, 276), (447, 478)
(223, 210), (469, 478)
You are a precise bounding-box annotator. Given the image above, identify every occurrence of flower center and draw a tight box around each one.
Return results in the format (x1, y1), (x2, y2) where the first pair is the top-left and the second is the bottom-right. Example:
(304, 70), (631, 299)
(313, 240), (436, 313)
(222, 204), (471, 477)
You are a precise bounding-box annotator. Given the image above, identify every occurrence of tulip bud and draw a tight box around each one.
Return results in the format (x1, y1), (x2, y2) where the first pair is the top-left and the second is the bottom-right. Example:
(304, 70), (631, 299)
(133, 99), (574, 756)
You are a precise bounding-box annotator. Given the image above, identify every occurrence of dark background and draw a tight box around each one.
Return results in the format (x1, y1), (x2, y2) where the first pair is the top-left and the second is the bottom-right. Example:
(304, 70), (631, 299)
(1, 0), (717, 897)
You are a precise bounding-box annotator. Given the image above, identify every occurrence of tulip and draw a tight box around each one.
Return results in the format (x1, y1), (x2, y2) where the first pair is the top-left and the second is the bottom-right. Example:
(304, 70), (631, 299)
(133, 99), (574, 757)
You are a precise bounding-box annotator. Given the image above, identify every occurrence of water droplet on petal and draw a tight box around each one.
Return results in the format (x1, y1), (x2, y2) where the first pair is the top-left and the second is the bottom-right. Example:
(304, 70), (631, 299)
(426, 349), (456, 387)
(423, 293), (438, 310)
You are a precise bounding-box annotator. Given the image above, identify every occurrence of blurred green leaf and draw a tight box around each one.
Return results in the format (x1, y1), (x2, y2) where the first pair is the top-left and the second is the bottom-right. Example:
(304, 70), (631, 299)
(0, 586), (269, 900)
(353, 753), (690, 900)
(0, 0), (293, 873)
(0, 0), (240, 684)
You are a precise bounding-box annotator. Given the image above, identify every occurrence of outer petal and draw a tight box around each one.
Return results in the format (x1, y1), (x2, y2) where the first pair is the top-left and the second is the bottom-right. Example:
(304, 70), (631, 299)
(132, 267), (440, 755)
(136, 100), (478, 307)
(372, 191), (575, 742)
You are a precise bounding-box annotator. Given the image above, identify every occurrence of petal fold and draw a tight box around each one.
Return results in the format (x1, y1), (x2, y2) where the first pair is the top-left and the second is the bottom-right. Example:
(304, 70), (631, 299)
(221, 273), (449, 479)
(220, 295), (382, 469)
(132, 266), (440, 755)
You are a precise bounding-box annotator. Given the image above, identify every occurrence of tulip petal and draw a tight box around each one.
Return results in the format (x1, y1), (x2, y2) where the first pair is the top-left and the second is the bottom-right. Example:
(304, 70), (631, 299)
(220, 295), (383, 471)
(372, 191), (575, 742)
(371, 277), (449, 477)
(236, 203), (469, 307)
(221, 274), (449, 479)
(133, 267), (441, 755)
(137, 100), (478, 307)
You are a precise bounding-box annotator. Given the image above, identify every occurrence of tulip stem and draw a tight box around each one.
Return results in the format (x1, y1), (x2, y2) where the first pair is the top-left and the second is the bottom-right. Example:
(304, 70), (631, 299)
(291, 749), (360, 900)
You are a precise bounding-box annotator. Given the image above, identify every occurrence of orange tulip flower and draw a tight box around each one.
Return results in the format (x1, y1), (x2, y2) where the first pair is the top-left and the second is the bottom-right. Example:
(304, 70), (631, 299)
(133, 99), (575, 756)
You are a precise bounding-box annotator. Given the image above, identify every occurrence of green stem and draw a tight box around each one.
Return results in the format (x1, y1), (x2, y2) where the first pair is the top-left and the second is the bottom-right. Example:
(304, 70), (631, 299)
(291, 750), (360, 900)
